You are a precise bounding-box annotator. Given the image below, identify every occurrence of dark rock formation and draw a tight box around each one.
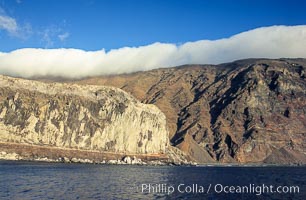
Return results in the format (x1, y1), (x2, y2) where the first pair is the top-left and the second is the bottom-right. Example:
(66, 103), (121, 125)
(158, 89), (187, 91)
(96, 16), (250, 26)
(73, 58), (306, 164)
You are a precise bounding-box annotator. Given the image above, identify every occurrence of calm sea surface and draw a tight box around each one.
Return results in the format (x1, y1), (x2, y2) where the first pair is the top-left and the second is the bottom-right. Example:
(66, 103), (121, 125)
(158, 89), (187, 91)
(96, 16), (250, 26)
(0, 160), (305, 200)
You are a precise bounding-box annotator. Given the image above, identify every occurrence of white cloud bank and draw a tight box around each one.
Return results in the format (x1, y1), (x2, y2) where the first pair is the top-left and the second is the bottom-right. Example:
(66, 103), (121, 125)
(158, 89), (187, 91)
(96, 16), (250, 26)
(0, 25), (306, 78)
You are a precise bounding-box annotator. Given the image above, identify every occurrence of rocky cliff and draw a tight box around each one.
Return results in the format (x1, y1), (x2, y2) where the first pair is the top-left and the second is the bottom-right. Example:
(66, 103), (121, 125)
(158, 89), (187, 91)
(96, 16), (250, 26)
(0, 75), (169, 158)
(74, 58), (306, 164)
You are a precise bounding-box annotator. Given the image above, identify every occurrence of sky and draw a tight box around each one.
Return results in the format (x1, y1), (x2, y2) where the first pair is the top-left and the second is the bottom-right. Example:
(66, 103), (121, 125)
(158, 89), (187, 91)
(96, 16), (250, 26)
(0, 0), (306, 78)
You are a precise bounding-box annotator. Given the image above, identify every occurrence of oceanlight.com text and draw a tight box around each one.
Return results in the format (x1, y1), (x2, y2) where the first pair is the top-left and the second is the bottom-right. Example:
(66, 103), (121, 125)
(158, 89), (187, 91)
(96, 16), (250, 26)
(214, 183), (300, 196)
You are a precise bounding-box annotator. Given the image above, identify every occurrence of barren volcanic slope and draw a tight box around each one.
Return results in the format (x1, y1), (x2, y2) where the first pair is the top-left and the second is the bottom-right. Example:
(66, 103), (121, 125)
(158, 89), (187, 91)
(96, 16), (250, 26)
(75, 59), (306, 164)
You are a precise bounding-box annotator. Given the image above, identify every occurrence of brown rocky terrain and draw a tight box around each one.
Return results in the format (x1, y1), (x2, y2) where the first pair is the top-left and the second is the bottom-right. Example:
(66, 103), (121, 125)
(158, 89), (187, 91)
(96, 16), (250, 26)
(72, 58), (306, 164)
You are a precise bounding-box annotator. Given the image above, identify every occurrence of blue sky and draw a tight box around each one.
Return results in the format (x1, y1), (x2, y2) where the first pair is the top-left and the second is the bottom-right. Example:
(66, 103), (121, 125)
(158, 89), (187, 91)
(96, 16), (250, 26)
(0, 0), (306, 78)
(1, 0), (306, 52)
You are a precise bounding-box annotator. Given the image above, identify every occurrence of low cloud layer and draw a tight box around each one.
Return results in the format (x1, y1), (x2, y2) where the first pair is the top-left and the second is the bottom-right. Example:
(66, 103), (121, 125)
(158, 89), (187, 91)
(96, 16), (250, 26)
(0, 25), (306, 78)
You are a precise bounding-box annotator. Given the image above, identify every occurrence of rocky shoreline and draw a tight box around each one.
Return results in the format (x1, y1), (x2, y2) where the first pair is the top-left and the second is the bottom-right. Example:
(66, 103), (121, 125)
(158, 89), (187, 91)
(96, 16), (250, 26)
(0, 151), (197, 166)
(0, 142), (197, 166)
(1, 151), (304, 167)
(1, 142), (305, 166)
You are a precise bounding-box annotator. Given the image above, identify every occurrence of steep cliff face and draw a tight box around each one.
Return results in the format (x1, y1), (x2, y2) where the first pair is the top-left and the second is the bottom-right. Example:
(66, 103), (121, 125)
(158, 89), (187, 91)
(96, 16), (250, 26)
(174, 59), (306, 164)
(0, 75), (169, 155)
(74, 58), (306, 164)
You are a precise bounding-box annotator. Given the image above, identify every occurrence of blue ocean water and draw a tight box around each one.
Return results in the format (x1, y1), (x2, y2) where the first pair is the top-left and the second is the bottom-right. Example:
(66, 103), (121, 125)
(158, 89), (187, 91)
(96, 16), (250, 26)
(0, 161), (305, 200)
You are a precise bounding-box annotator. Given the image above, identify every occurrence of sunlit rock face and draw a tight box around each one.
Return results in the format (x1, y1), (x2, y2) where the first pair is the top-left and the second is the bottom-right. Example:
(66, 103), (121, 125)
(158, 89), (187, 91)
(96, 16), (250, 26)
(0, 75), (169, 154)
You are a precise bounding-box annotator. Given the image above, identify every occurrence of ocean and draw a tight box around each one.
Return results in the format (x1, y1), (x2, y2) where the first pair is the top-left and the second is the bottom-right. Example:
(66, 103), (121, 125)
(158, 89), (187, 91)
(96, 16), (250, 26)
(0, 161), (305, 200)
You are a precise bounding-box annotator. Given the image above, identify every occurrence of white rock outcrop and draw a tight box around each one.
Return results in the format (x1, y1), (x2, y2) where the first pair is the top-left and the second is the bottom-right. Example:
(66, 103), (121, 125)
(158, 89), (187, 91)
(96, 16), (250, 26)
(0, 75), (169, 154)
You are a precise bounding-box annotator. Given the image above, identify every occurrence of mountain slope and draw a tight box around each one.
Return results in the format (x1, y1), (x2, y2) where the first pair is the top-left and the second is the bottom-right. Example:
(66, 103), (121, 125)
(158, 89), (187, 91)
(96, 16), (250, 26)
(74, 58), (306, 164)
